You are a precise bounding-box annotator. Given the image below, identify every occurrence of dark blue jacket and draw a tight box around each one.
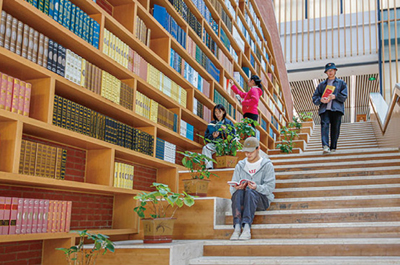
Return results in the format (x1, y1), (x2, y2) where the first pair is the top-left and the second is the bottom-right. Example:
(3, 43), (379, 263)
(312, 77), (348, 115)
(204, 118), (235, 141)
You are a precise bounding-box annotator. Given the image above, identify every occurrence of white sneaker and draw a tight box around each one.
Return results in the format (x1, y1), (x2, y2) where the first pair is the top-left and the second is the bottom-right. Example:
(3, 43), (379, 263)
(330, 149), (336, 153)
(323, 146), (330, 154)
(230, 230), (241, 240)
(238, 230), (251, 240)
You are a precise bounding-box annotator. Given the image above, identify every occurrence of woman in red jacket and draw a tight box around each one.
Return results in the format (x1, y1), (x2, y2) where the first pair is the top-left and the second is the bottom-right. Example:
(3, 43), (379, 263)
(230, 75), (263, 124)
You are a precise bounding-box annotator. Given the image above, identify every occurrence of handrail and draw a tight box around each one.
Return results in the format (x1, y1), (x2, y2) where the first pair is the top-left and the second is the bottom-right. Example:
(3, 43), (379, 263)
(369, 83), (400, 134)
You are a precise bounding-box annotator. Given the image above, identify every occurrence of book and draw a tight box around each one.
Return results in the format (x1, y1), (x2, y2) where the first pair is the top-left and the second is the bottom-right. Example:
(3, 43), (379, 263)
(0, 11), (6, 47)
(227, 179), (252, 186)
(322, 85), (335, 99)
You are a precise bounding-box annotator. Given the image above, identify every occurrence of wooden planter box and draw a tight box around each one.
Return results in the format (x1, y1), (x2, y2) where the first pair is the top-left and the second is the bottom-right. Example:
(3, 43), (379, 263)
(142, 218), (176, 244)
(182, 179), (210, 197)
(215, 156), (238, 169)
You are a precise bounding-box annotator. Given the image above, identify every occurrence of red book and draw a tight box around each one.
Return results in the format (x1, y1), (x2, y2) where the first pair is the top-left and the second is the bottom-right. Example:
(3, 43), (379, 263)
(59, 201), (66, 232)
(21, 198), (30, 234)
(8, 197), (18, 234)
(42, 199), (49, 233)
(11, 78), (20, 114)
(26, 199), (34, 234)
(0, 73), (5, 110)
(0, 197), (4, 235)
(23, 83), (31, 116)
(18, 80), (25, 115)
(65, 201), (72, 232)
(47, 200), (54, 233)
(37, 199), (44, 234)
(3, 197), (12, 235)
(5, 75), (13, 111)
(322, 85), (335, 99)
(15, 197), (24, 234)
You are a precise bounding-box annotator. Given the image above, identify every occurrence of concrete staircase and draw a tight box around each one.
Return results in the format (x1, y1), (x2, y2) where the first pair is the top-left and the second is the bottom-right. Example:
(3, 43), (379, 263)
(185, 122), (400, 264)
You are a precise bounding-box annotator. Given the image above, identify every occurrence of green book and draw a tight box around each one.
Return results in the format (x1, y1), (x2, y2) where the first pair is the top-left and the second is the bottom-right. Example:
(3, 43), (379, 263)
(44, 0), (50, 15)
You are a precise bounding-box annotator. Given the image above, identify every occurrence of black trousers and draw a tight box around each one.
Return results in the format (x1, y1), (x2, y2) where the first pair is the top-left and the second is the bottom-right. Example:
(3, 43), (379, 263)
(231, 189), (269, 227)
(243, 113), (258, 128)
(320, 110), (343, 150)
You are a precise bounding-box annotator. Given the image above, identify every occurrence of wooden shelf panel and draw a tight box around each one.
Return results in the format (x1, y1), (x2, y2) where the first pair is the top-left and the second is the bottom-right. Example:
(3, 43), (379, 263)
(156, 126), (203, 150)
(0, 171), (141, 195)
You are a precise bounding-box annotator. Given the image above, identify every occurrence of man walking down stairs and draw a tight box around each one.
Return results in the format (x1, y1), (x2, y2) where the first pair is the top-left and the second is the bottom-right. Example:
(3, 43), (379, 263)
(188, 121), (400, 265)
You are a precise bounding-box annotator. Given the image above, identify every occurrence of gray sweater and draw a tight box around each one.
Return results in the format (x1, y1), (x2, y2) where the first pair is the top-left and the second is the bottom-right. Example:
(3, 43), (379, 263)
(229, 157), (276, 202)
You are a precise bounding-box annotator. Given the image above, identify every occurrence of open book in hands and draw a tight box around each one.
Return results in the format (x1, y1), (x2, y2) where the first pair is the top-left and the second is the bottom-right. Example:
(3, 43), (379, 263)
(227, 179), (252, 187)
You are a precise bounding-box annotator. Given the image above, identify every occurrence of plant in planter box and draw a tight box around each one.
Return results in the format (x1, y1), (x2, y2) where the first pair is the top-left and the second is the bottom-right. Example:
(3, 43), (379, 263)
(290, 116), (303, 130)
(234, 118), (260, 140)
(277, 126), (299, 154)
(210, 124), (242, 168)
(178, 151), (219, 197)
(134, 183), (195, 243)
(298, 112), (313, 122)
(56, 230), (115, 265)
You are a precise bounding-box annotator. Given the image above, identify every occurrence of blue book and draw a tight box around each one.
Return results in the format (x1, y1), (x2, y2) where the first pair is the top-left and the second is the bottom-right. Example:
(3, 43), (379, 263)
(32, 0), (38, 8)
(242, 67), (250, 78)
(89, 19), (94, 46)
(63, 0), (70, 29)
(93, 20), (100, 49)
(156, 138), (165, 160)
(53, 0), (59, 22)
(58, 0), (64, 25)
(74, 7), (80, 35)
(153, 5), (168, 30)
(186, 124), (194, 141)
(49, 0), (54, 18)
(170, 17), (178, 40)
(170, 49), (174, 68)
(173, 114), (178, 132)
(78, 9), (84, 38)
(70, 3), (76, 32)
(84, 14), (90, 42)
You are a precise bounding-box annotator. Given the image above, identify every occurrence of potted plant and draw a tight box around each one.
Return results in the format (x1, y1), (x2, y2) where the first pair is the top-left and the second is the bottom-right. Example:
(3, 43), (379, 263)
(277, 126), (299, 153)
(178, 151), (218, 197)
(298, 112), (313, 122)
(234, 118), (260, 140)
(56, 230), (115, 265)
(211, 124), (242, 168)
(134, 182), (195, 243)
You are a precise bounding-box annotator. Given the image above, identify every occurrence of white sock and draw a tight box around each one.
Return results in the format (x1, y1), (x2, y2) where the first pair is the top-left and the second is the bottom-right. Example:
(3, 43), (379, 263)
(243, 223), (250, 232)
(234, 224), (241, 232)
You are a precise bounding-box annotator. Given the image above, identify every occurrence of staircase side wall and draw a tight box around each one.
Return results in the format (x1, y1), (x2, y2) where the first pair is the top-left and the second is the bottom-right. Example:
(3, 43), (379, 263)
(370, 100), (400, 149)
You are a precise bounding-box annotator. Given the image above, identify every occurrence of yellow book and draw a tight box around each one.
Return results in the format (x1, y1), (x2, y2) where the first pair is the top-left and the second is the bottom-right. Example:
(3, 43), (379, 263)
(113, 162), (118, 187)
(322, 85), (335, 98)
(80, 58), (86, 87)
(103, 28), (109, 56)
(117, 38), (122, 65)
(116, 78), (121, 105)
(118, 162), (123, 188)
(147, 64), (152, 83)
(110, 33), (115, 60)
(123, 163), (128, 189)
(124, 43), (129, 68)
(101, 71), (107, 98)
(130, 165), (134, 189)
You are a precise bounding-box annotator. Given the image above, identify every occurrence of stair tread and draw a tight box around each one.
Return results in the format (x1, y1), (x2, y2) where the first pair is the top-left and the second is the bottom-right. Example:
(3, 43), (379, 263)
(268, 148), (400, 158)
(276, 174), (400, 183)
(275, 183), (400, 192)
(276, 166), (400, 175)
(202, 238), (400, 245)
(274, 194), (400, 202)
(274, 159), (400, 169)
(272, 153), (400, 163)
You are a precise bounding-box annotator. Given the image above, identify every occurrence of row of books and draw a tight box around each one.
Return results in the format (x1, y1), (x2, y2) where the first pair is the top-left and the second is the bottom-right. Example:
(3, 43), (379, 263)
(168, 0), (202, 38)
(244, 10), (262, 55)
(0, 73), (32, 117)
(153, 5), (187, 49)
(209, 0), (233, 32)
(261, 119), (267, 131)
(232, 25), (245, 51)
(248, 1), (262, 35)
(270, 127), (277, 141)
(188, 37), (220, 83)
(202, 29), (219, 58)
(101, 71), (121, 105)
(219, 49), (233, 76)
(220, 27), (231, 51)
(222, 76), (241, 105)
(146, 64), (187, 108)
(236, 17), (251, 48)
(103, 28), (131, 69)
(190, 0), (219, 35)
(233, 72), (249, 92)
(214, 89), (236, 120)
(25, 0), (100, 48)
(113, 162), (134, 189)
(135, 16), (151, 46)
(180, 120), (194, 141)
(156, 138), (176, 164)
(170, 48), (183, 74)
(19, 140), (67, 180)
(193, 97), (212, 123)
(0, 197), (72, 235)
(53, 95), (154, 156)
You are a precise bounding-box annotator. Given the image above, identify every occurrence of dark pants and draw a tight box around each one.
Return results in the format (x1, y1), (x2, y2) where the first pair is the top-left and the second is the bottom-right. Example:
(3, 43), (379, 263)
(231, 189), (269, 227)
(243, 113), (258, 128)
(320, 110), (343, 150)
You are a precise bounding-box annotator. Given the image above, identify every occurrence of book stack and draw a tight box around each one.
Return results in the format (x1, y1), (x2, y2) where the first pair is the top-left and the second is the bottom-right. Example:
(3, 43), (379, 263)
(214, 90), (235, 119)
(219, 51), (233, 76)
(150, 99), (159, 123)
(236, 17), (251, 44)
(193, 97), (204, 119)
(101, 71), (121, 105)
(135, 16), (151, 46)
(203, 29), (219, 57)
(53, 95), (154, 156)
(25, 0), (100, 48)
(167, 0), (202, 38)
(203, 106), (212, 123)
(170, 48), (183, 74)
(113, 162), (134, 189)
(180, 120), (194, 141)
(209, 0), (232, 32)
(120, 83), (134, 111)
(19, 139), (67, 180)
(189, 40), (220, 83)
(153, 5), (186, 49)
(157, 104), (178, 133)
(191, 0), (218, 35)
(220, 28), (230, 51)
(0, 72), (32, 116)
(0, 197), (72, 235)
(103, 28), (129, 68)
(155, 138), (176, 164)
(135, 91), (151, 120)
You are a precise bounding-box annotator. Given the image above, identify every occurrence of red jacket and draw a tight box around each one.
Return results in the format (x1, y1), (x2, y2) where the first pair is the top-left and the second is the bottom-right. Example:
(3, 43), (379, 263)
(231, 85), (262, 115)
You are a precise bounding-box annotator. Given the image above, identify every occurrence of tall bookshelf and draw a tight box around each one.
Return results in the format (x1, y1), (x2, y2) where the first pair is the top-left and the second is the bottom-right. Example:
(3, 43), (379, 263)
(0, 0), (290, 263)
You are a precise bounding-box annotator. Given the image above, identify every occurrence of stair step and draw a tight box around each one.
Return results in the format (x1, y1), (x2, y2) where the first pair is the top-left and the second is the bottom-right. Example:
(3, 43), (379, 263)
(306, 140), (378, 146)
(190, 256), (400, 265)
(203, 238), (400, 254)
(275, 183), (400, 198)
(271, 194), (400, 210)
(268, 148), (400, 159)
(305, 145), (380, 152)
(224, 207), (400, 225)
(274, 159), (400, 172)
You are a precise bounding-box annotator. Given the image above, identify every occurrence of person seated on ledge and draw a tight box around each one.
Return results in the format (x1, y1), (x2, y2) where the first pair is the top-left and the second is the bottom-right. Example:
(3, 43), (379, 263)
(229, 137), (275, 241)
(202, 104), (235, 169)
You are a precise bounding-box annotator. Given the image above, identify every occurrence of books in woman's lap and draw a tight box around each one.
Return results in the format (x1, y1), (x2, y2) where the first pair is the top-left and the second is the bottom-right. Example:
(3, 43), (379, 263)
(227, 179), (252, 186)
(207, 123), (222, 134)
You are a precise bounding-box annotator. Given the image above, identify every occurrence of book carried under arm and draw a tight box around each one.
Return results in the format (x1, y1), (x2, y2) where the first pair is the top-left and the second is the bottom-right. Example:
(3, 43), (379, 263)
(322, 85), (335, 99)
(227, 179), (252, 186)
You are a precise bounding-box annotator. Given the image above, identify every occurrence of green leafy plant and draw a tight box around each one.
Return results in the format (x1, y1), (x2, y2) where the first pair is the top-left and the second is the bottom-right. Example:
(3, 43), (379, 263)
(133, 183), (195, 219)
(277, 126), (299, 153)
(202, 123), (242, 157)
(234, 118), (260, 140)
(178, 151), (218, 179)
(56, 230), (115, 265)
(290, 116), (302, 130)
(298, 112), (313, 122)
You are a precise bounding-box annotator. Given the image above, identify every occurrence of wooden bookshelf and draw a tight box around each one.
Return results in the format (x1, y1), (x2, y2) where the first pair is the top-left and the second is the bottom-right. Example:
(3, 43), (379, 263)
(0, 0), (290, 262)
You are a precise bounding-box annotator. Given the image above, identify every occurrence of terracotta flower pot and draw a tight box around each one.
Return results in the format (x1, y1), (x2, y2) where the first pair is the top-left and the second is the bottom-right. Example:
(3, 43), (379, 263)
(215, 156), (238, 169)
(142, 218), (176, 244)
(182, 179), (210, 197)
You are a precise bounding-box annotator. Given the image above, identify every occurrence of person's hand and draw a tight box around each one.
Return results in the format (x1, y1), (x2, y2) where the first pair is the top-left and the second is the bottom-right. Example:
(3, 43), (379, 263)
(235, 182), (247, 190)
(328, 94), (336, 100)
(247, 181), (257, 190)
(212, 131), (220, 138)
(321, 97), (329, 104)
(220, 125), (226, 130)
(229, 80), (234, 86)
